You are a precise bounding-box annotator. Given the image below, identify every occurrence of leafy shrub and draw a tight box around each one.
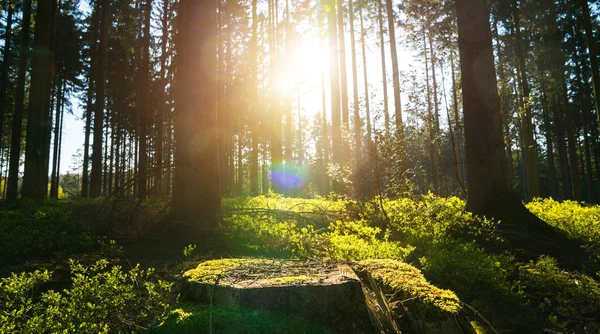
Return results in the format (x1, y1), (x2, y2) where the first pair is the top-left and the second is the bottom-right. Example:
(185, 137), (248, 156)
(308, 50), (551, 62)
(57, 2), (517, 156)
(0, 201), (96, 261)
(526, 198), (600, 245)
(223, 197), (413, 261)
(325, 220), (414, 261)
(519, 256), (600, 333)
(0, 259), (173, 333)
(381, 194), (499, 248)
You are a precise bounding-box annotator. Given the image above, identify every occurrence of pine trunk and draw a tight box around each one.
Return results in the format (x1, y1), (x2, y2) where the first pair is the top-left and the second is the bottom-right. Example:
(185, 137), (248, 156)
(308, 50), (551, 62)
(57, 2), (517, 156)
(6, 0), (32, 202)
(21, 0), (58, 199)
(171, 0), (221, 223)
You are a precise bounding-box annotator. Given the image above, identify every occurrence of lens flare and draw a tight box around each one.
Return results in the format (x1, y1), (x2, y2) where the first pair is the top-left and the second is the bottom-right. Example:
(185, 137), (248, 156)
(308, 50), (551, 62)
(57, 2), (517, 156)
(269, 162), (310, 190)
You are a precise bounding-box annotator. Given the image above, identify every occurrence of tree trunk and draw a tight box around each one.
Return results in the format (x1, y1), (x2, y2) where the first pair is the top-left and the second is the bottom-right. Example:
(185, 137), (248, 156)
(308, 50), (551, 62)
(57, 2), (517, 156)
(0, 0), (14, 149)
(377, 0), (389, 134)
(328, 0), (342, 191)
(90, 0), (109, 198)
(337, 0), (349, 132)
(171, 0), (221, 223)
(50, 76), (63, 199)
(579, 0), (600, 132)
(423, 28), (437, 193)
(21, 0), (58, 199)
(155, 0), (169, 196)
(511, 0), (540, 199)
(250, 0), (259, 196)
(81, 4), (98, 198)
(348, 0), (362, 198)
(456, 0), (529, 222)
(429, 34), (445, 196)
(359, 2), (373, 198)
(6, 0), (32, 202)
(384, 0), (402, 138)
(137, 0), (151, 199)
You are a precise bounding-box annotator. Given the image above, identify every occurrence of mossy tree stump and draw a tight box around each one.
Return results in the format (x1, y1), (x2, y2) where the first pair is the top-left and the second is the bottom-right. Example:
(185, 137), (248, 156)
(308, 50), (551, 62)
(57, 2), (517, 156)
(181, 258), (374, 333)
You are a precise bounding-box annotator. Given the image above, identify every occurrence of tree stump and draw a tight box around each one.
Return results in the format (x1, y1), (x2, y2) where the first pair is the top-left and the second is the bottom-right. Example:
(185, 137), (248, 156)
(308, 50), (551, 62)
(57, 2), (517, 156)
(181, 258), (375, 333)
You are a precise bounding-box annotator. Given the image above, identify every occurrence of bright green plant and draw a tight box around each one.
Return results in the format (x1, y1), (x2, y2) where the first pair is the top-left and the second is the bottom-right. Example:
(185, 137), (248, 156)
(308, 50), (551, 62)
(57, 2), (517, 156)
(0, 260), (173, 333)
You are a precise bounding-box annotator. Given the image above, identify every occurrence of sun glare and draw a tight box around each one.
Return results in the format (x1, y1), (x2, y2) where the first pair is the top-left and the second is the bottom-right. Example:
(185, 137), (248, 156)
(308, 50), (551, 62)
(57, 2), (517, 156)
(272, 34), (325, 116)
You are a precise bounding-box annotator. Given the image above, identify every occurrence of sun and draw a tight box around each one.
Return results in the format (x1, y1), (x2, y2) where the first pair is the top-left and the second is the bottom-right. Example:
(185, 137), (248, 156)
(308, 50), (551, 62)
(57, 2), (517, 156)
(272, 32), (325, 117)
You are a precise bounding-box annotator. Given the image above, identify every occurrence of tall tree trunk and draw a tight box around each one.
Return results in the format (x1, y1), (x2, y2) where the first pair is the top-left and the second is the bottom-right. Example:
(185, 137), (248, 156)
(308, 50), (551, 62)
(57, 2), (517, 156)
(337, 0), (349, 131)
(90, 0), (109, 198)
(250, 0), (259, 195)
(450, 54), (465, 190)
(327, 0), (342, 191)
(511, 0), (540, 199)
(6, 0), (32, 202)
(579, 0), (600, 131)
(540, 81), (557, 198)
(172, 0), (220, 222)
(423, 28), (437, 193)
(456, 0), (527, 221)
(359, 1), (373, 198)
(429, 34), (445, 196)
(377, 0), (389, 134)
(22, 0), (58, 199)
(348, 0), (362, 198)
(555, 75), (571, 200)
(81, 4), (98, 198)
(319, 5), (329, 195)
(0, 0), (14, 148)
(50, 76), (63, 199)
(385, 0), (402, 137)
(137, 0), (151, 199)
(156, 0), (169, 196)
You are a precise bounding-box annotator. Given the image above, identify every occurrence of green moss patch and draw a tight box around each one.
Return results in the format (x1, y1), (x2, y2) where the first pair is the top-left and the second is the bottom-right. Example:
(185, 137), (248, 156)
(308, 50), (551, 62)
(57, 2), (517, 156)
(354, 259), (461, 315)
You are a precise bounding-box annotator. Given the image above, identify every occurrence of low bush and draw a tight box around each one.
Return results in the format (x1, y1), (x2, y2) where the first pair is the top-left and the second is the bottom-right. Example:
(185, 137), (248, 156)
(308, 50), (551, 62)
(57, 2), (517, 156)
(0, 259), (173, 333)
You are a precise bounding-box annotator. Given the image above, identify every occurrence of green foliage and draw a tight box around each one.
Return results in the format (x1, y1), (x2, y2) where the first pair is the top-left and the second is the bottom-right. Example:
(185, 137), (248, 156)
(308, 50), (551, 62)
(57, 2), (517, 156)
(326, 220), (414, 261)
(518, 256), (600, 333)
(526, 198), (600, 245)
(223, 196), (413, 261)
(0, 260), (173, 333)
(380, 193), (499, 248)
(0, 200), (96, 261)
(355, 259), (461, 316)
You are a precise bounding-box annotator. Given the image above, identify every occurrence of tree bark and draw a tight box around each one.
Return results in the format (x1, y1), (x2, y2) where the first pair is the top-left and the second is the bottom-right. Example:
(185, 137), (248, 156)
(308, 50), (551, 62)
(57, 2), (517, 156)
(348, 0), (362, 198)
(328, 0), (342, 191)
(50, 76), (63, 199)
(171, 0), (220, 223)
(384, 0), (402, 138)
(511, 0), (540, 199)
(90, 0), (109, 198)
(21, 0), (58, 199)
(6, 0), (32, 202)
(250, 0), (259, 196)
(377, 0), (389, 134)
(359, 2), (373, 198)
(137, 0), (152, 199)
(455, 0), (528, 221)
(579, 0), (600, 132)
(0, 0), (14, 149)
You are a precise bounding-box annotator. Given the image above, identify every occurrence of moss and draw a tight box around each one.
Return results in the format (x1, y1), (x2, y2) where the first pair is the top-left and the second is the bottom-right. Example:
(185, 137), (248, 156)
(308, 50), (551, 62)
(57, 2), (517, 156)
(354, 259), (461, 315)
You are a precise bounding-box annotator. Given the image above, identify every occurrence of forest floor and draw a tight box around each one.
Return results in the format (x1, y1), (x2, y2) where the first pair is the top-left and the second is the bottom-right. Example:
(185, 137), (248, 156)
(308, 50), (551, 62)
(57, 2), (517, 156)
(1, 195), (600, 333)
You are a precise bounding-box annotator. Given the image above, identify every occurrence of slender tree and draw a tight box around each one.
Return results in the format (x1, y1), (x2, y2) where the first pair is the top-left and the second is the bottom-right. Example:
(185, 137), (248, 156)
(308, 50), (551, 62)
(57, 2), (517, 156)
(6, 0), (32, 202)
